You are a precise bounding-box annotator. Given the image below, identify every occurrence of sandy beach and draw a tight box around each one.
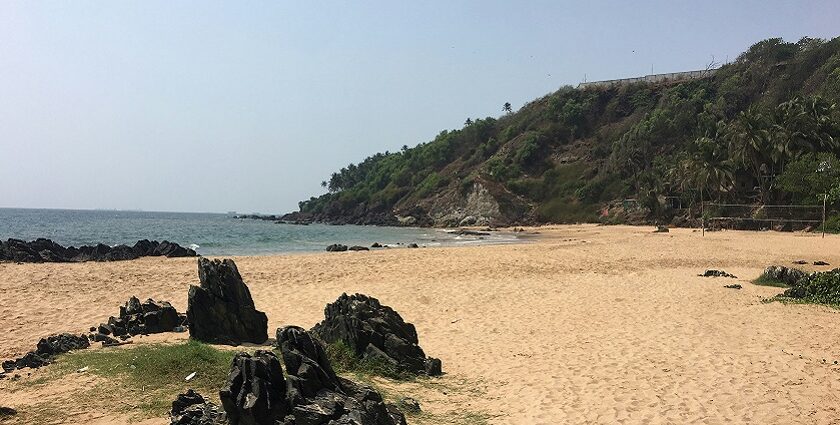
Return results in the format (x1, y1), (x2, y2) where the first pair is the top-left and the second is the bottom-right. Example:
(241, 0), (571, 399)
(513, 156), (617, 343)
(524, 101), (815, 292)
(2, 224), (840, 424)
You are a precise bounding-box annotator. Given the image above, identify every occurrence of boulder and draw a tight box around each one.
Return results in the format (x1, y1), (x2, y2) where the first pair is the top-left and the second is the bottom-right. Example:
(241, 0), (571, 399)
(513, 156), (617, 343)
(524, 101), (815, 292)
(219, 351), (288, 424)
(115, 296), (182, 336)
(326, 244), (348, 252)
(187, 258), (268, 345)
(371, 242), (383, 248)
(349, 245), (370, 251)
(170, 389), (226, 425)
(275, 326), (407, 425)
(761, 265), (807, 287)
(407, 243), (419, 249)
(312, 293), (442, 376)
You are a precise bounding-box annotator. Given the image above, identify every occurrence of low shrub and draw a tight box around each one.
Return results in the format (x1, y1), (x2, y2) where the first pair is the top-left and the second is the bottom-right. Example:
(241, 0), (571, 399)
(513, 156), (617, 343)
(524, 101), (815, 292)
(782, 268), (840, 305)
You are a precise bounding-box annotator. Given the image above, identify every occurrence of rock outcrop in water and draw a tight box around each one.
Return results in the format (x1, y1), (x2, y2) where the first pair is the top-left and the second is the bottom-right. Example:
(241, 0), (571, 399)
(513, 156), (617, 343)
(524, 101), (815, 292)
(0, 238), (196, 263)
(312, 293), (442, 376)
(187, 258), (268, 345)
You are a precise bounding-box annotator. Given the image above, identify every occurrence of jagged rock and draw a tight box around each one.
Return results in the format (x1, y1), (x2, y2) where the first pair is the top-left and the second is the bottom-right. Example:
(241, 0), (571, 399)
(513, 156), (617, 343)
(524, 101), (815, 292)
(349, 245), (370, 251)
(0, 238), (196, 263)
(326, 244), (348, 252)
(219, 351), (288, 424)
(407, 243), (419, 249)
(312, 293), (442, 376)
(115, 296), (181, 336)
(761, 265), (807, 287)
(2, 333), (91, 372)
(276, 326), (342, 401)
(92, 333), (118, 344)
(371, 242), (383, 248)
(36, 333), (91, 356)
(170, 389), (226, 425)
(698, 270), (737, 278)
(275, 326), (407, 425)
(187, 258), (268, 345)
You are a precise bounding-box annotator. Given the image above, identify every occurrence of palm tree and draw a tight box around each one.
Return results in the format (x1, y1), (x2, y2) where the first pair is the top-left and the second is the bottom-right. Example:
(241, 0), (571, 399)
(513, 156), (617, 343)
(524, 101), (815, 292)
(503, 102), (512, 113)
(728, 107), (771, 202)
(674, 137), (735, 203)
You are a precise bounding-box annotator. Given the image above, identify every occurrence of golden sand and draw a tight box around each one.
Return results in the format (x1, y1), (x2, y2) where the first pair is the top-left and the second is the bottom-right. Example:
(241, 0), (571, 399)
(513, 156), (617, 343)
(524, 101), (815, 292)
(1, 225), (839, 424)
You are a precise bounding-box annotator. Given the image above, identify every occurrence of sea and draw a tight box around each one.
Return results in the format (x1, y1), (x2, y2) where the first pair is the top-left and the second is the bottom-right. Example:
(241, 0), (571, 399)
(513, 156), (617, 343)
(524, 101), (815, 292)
(0, 208), (521, 256)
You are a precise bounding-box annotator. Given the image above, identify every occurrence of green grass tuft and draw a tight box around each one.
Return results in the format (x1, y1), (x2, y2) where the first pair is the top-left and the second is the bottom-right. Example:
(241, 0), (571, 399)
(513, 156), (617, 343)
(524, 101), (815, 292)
(323, 341), (414, 381)
(52, 339), (235, 416)
(752, 275), (790, 288)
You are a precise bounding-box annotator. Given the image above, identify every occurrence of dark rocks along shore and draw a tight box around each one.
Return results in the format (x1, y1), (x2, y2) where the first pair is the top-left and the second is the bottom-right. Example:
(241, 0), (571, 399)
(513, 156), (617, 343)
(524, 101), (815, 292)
(0, 238), (196, 263)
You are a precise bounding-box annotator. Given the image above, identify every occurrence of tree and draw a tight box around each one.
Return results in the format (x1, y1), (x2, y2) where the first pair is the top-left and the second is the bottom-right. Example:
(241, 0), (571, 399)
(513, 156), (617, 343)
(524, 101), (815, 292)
(464, 118), (473, 126)
(672, 137), (735, 203)
(777, 152), (840, 204)
(728, 107), (772, 202)
(503, 102), (512, 113)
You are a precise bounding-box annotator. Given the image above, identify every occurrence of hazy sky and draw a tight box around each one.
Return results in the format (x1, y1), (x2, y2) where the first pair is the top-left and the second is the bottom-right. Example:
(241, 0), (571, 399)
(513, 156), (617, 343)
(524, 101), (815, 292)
(1, 1), (838, 213)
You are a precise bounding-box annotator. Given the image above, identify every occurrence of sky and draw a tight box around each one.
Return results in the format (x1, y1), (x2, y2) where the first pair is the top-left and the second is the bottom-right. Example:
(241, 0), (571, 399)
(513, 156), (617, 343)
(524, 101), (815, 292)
(1, 1), (838, 213)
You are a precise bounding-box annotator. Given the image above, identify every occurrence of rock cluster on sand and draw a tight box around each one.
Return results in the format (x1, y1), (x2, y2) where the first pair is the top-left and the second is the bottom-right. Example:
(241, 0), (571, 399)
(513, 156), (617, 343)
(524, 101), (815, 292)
(171, 326), (406, 425)
(97, 296), (184, 338)
(187, 258), (268, 345)
(3, 296), (187, 372)
(2, 333), (89, 372)
(698, 269), (738, 278)
(0, 238), (196, 263)
(761, 265), (807, 286)
(312, 293), (442, 376)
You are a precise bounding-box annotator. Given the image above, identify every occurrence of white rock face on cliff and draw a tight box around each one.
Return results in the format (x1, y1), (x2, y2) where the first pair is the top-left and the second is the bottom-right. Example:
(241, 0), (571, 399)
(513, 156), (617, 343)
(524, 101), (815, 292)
(428, 182), (502, 227)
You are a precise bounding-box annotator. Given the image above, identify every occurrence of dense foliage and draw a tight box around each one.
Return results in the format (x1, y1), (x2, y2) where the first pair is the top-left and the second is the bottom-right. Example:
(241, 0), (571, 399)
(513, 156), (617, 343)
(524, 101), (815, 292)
(297, 37), (840, 226)
(783, 268), (840, 305)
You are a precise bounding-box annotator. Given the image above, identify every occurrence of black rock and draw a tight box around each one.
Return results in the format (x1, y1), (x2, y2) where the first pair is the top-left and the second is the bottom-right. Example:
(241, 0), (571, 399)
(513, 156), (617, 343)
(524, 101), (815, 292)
(0, 238), (196, 263)
(724, 284), (742, 289)
(170, 389), (226, 425)
(36, 333), (90, 356)
(371, 242), (383, 248)
(219, 351), (288, 424)
(312, 293), (442, 376)
(276, 326), (342, 401)
(0, 406), (17, 418)
(397, 397), (421, 413)
(187, 258), (268, 345)
(407, 243), (419, 248)
(326, 244), (348, 252)
(92, 333), (117, 343)
(276, 326), (406, 425)
(814, 260), (830, 266)
(698, 269), (737, 278)
(349, 245), (370, 251)
(117, 296), (182, 336)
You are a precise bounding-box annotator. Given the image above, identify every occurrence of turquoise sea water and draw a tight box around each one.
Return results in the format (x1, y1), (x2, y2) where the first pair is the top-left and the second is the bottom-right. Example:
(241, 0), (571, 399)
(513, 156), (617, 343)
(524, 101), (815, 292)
(0, 208), (520, 256)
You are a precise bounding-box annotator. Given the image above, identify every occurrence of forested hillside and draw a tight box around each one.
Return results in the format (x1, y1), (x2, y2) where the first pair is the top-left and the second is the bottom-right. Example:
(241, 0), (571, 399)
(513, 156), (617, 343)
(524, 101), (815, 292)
(290, 37), (840, 228)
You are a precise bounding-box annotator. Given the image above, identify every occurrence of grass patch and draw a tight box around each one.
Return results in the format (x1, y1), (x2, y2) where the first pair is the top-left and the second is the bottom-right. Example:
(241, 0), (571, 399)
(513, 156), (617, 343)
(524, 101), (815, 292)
(752, 275), (790, 288)
(51, 339), (235, 416)
(323, 341), (414, 381)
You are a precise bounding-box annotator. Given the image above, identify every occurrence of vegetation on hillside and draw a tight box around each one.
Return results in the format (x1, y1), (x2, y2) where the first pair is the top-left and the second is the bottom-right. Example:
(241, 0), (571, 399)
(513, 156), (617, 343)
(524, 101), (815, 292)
(295, 37), (840, 227)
